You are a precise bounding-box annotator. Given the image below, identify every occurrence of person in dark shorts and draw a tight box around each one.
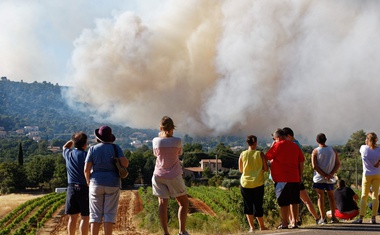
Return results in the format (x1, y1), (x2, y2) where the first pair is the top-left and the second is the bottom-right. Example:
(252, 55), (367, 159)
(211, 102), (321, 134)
(312, 133), (340, 224)
(62, 131), (89, 235)
(283, 127), (319, 226)
(266, 129), (305, 229)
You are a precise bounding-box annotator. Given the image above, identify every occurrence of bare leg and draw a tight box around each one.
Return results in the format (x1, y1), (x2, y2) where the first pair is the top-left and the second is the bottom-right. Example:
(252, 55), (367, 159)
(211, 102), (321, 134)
(68, 214), (78, 235)
(79, 215), (89, 235)
(158, 197), (170, 235)
(327, 190), (337, 220)
(256, 217), (268, 230)
(104, 222), (113, 235)
(289, 205), (295, 226)
(291, 203), (299, 225)
(280, 205), (290, 227)
(90, 222), (101, 235)
(246, 214), (255, 231)
(176, 194), (189, 234)
(315, 189), (325, 220)
(300, 189), (319, 220)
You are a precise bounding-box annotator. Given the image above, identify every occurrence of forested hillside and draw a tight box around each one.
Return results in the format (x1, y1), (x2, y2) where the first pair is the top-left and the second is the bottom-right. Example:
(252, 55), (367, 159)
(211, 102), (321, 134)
(0, 77), (158, 141)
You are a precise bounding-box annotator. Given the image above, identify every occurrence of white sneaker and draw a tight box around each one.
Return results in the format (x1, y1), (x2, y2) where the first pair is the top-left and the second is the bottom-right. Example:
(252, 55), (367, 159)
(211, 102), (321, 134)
(178, 231), (189, 235)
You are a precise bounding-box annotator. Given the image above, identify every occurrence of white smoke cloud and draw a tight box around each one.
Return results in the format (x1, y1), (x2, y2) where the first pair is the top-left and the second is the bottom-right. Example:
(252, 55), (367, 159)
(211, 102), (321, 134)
(62, 0), (380, 144)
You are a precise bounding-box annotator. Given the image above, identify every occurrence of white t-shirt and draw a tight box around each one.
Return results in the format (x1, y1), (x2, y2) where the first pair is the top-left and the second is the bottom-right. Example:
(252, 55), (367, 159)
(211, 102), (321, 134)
(360, 145), (380, 176)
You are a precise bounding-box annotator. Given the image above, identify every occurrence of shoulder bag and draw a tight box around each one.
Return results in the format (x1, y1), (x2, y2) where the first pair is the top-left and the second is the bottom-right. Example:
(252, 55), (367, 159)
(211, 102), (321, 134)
(112, 144), (129, 178)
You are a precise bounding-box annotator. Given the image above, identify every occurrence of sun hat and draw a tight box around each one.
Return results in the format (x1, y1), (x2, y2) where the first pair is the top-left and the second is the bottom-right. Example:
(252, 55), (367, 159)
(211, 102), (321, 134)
(95, 125), (115, 143)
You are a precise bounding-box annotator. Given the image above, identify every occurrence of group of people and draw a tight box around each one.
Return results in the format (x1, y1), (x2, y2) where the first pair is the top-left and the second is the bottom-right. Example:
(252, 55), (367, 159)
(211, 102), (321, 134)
(62, 116), (380, 235)
(62, 116), (189, 235)
(62, 125), (129, 235)
(238, 127), (380, 232)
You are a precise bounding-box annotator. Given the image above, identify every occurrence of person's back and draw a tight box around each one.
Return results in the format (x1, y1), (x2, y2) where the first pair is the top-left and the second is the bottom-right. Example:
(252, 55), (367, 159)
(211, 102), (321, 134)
(335, 187), (358, 212)
(360, 145), (380, 175)
(153, 136), (182, 178)
(266, 139), (303, 182)
(63, 145), (87, 185)
(313, 145), (336, 184)
(240, 149), (264, 188)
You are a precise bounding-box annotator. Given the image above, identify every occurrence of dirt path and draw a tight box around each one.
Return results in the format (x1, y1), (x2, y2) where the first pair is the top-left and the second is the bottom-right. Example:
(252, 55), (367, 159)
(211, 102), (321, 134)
(2, 190), (216, 235)
(188, 197), (216, 217)
(41, 190), (148, 235)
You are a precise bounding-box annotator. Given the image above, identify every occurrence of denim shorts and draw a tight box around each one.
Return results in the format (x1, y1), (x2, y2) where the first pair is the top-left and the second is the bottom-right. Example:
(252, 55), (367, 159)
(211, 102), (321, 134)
(65, 184), (89, 216)
(313, 182), (335, 191)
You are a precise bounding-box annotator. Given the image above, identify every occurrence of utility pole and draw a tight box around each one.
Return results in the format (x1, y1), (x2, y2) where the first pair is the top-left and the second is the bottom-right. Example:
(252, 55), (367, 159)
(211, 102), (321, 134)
(215, 154), (218, 176)
(355, 152), (358, 189)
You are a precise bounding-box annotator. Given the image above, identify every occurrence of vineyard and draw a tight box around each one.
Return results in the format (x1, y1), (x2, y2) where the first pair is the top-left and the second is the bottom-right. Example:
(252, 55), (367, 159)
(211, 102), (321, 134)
(0, 192), (66, 235)
(1, 186), (282, 235)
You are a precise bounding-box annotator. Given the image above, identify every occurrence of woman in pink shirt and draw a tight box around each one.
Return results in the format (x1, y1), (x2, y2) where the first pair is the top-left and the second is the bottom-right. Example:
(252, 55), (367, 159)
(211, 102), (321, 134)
(152, 116), (189, 235)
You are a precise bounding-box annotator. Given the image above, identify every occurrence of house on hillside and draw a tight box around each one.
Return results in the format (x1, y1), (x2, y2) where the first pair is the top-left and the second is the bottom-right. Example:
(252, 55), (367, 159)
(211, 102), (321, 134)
(0, 130), (6, 138)
(183, 159), (225, 180)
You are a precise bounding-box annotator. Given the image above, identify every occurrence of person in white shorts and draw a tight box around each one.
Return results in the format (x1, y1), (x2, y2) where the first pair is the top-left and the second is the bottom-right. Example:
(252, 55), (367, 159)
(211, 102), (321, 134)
(152, 116), (189, 235)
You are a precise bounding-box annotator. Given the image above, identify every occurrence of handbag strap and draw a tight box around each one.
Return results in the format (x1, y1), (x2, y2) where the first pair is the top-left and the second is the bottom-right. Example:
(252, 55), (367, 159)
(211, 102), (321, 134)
(112, 144), (118, 157)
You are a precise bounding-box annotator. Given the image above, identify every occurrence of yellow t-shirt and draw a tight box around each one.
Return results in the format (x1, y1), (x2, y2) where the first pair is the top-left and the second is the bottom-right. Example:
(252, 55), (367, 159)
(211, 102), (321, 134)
(240, 150), (264, 188)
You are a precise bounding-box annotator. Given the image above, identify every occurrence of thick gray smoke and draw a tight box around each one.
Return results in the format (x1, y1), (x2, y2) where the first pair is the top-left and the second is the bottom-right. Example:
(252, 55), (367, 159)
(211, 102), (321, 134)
(65, 0), (380, 144)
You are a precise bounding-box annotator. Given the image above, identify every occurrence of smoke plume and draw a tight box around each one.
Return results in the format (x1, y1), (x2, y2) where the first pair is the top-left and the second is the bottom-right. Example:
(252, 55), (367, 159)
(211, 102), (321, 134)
(65, 0), (380, 144)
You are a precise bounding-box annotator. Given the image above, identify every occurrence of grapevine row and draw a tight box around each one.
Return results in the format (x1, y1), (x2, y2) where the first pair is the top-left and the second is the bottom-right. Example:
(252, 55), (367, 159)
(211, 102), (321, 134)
(0, 192), (65, 235)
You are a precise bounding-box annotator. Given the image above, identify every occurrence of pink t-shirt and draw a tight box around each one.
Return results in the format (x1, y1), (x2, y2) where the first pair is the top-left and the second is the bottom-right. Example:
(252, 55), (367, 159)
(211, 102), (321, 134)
(152, 136), (183, 178)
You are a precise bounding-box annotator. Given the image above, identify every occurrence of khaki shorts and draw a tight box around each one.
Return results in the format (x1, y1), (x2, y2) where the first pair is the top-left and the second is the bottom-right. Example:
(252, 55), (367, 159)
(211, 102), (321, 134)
(89, 185), (120, 223)
(152, 174), (187, 199)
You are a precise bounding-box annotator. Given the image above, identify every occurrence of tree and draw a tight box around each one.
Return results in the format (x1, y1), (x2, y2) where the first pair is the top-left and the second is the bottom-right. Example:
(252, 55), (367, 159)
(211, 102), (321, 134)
(25, 155), (56, 189)
(18, 142), (23, 166)
(0, 162), (27, 193)
(344, 130), (366, 153)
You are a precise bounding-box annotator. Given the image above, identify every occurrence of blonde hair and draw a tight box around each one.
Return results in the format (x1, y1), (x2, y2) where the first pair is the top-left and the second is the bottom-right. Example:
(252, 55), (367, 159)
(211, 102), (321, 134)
(366, 132), (378, 149)
(160, 116), (175, 132)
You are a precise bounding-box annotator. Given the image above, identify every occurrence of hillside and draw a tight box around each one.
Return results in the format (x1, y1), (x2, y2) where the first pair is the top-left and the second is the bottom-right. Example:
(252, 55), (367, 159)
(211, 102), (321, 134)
(0, 77), (158, 142)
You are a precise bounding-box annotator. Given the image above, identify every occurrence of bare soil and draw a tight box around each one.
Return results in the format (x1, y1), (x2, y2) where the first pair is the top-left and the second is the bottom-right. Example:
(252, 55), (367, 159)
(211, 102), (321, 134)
(1, 190), (216, 235)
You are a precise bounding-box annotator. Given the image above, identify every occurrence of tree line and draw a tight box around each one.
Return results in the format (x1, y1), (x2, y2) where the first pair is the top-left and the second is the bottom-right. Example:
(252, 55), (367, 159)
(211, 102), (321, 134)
(0, 129), (366, 195)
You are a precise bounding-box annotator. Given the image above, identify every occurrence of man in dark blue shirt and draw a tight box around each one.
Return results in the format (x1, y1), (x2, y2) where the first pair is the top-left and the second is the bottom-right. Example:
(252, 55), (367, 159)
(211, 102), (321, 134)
(62, 131), (89, 235)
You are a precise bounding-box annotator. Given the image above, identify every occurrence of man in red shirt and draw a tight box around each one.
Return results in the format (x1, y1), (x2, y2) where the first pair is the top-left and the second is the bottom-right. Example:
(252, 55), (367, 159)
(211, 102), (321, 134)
(266, 129), (305, 229)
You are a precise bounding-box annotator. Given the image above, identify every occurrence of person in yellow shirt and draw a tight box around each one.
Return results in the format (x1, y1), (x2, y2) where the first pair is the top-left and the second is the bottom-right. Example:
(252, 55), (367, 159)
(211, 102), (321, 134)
(239, 135), (269, 233)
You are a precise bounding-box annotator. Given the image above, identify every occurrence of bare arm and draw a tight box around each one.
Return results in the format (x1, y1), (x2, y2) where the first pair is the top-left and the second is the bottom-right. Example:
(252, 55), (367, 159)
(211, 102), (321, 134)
(238, 154), (243, 173)
(374, 159), (380, 168)
(63, 140), (73, 150)
(119, 156), (129, 168)
(312, 149), (327, 177)
(330, 149), (341, 175)
(299, 161), (304, 181)
(84, 162), (92, 186)
(261, 152), (268, 172)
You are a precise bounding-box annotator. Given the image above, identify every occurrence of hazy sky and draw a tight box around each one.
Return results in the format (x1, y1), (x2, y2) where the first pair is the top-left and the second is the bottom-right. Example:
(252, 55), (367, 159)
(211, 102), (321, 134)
(2, 0), (380, 144)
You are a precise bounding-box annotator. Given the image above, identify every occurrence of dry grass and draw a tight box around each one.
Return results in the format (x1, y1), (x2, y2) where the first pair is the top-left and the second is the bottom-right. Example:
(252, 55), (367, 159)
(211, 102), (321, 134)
(0, 193), (45, 219)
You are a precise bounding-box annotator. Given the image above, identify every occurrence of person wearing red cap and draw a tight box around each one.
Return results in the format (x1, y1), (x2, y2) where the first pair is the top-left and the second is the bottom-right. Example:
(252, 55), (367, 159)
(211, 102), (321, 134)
(84, 125), (129, 235)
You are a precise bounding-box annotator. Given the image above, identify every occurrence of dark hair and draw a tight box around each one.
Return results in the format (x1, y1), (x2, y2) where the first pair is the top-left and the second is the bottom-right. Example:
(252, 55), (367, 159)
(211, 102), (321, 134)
(72, 132), (87, 149)
(337, 179), (346, 188)
(316, 133), (327, 144)
(283, 127), (294, 137)
(246, 135), (257, 146)
(273, 128), (285, 138)
(160, 116), (175, 131)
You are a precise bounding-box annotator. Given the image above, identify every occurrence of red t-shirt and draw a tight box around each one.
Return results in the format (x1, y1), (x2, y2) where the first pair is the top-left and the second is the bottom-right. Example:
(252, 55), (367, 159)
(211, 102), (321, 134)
(266, 139), (305, 182)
